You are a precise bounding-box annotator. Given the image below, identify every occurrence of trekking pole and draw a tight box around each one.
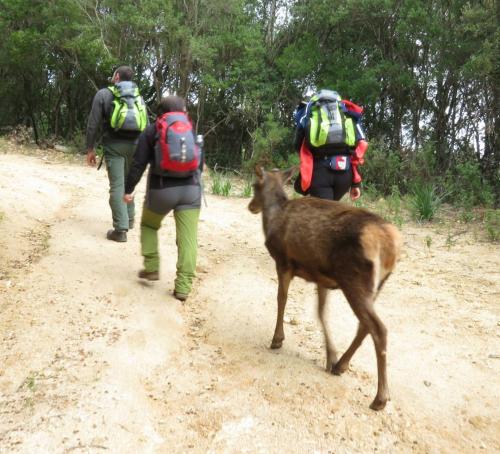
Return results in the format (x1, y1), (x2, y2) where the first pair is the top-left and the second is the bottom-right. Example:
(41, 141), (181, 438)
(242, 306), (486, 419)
(201, 179), (208, 207)
(196, 134), (208, 207)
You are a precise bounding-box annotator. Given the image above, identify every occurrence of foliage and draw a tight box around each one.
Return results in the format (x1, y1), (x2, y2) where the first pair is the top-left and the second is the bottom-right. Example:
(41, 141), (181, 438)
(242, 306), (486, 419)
(444, 160), (494, 208)
(0, 0), (497, 207)
(361, 142), (402, 195)
(409, 183), (445, 221)
(241, 178), (253, 198)
(243, 115), (291, 173)
(385, 185), (404, 227)
(483, 210), (499, 242)
(210, 171), (232, 196)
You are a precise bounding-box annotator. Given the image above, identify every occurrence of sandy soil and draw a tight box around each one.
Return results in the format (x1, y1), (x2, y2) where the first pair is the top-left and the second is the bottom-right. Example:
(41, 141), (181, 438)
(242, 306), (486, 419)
(0, 142), (499, 454)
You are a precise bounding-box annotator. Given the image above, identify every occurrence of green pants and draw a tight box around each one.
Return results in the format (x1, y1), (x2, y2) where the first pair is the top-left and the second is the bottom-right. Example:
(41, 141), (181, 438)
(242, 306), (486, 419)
(141, 206), (200, 295)
(104, 141), (137, 231)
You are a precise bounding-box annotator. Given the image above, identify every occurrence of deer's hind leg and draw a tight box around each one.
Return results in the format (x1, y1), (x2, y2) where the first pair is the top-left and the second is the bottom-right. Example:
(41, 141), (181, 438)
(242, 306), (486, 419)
(271, 266), (292, 349)
(332, 322), (368, 375)
(342, 285), (389, 411)
(317, 285), (338, 371)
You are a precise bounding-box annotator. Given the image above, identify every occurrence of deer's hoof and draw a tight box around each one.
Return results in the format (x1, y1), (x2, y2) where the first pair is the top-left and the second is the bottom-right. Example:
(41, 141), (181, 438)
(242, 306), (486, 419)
(369, 397), (387, 411)
(270, 340), (283, 349)
(332, 361), (348, 376)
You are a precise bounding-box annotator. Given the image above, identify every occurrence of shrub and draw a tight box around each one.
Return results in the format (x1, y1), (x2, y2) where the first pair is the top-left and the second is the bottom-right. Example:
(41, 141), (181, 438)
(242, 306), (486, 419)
(362, 142), (402, 195)
(444, 160), (494, 208)
(244, 114), (292, 173)
(386, 185), (404, 227)
(484, 209), (499, 242)
(409, 182), (444, 221)
(241, 178), (252, 197)
(211, 171), (232, 196)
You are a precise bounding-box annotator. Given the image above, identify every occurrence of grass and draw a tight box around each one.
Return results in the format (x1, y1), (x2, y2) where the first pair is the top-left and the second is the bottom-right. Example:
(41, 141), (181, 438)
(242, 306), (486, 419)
(385, 185), (405, 227)
(484, 209), (499, 242)
(459, 208), (475, 223)
(445, 231), (457, 250)
(26, 373), (37, 392)
(210, 171), (232, 196)
(409, 183), (445, 221)
(241, 178), (253, 197)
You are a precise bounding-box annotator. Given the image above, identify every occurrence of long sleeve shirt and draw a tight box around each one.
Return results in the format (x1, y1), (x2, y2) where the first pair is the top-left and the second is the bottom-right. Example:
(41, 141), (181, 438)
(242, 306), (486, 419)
(86, 87), (144, 149)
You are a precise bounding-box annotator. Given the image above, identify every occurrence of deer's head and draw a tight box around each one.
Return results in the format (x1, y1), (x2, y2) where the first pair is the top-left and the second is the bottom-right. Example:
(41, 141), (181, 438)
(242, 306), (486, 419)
(248, 166), (298, 214)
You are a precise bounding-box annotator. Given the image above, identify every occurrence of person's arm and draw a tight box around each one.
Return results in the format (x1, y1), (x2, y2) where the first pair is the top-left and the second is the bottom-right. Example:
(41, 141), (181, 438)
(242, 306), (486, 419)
(293, 127), (305, 152)
(86, 89), (109, 166)
(350, 139), (368, 200)
(124, 125), (155, 197)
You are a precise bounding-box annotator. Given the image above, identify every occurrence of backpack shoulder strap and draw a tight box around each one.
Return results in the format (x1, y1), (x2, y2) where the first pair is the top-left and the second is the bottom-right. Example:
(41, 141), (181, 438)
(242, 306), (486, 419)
(108, 86), (120, 98)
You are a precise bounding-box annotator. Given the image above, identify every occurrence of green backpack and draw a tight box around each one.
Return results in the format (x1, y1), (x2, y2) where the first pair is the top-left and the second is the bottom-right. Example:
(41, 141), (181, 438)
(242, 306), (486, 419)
(307, 89), (356, 150)
(108, 81), (147, 132)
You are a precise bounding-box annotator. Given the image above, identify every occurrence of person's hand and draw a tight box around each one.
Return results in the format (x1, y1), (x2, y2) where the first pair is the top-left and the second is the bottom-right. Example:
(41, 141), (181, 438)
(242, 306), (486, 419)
(86, 149), (97, 166)
(123, 194), (134, 204)
(350, 187), (361, 201)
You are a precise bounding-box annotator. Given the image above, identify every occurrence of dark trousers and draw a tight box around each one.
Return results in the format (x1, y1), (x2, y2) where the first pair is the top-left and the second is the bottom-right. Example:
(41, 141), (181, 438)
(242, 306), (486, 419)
(310, 160), (353, 201)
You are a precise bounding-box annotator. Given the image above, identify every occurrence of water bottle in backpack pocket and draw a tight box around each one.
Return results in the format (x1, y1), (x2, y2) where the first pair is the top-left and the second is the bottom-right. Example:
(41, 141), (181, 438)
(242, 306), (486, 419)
(153, 112), (200, 178)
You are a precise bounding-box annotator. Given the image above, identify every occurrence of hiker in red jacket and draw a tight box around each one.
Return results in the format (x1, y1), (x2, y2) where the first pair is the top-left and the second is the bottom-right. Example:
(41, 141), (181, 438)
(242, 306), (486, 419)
(293, 89), (368, 201)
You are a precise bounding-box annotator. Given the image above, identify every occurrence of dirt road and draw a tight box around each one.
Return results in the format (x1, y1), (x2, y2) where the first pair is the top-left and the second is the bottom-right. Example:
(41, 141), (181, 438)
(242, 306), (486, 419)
(0, 145), (499, 453)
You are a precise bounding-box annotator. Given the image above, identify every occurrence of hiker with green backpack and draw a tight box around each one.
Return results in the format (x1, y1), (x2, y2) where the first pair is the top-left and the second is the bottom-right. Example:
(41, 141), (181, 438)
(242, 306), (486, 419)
(293, 89), (368, 201)
(86, 65), (148, 242)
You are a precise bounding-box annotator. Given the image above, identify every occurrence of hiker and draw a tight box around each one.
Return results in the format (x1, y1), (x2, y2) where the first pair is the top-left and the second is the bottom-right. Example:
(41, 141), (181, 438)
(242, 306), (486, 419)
(293, 89), (368, 201)
(123, 95), (203, 302)
(86, 65), (148, 242)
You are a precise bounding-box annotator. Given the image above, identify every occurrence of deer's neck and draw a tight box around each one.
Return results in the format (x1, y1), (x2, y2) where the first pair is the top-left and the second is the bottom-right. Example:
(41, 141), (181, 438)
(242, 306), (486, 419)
(262, 190), (288, 236)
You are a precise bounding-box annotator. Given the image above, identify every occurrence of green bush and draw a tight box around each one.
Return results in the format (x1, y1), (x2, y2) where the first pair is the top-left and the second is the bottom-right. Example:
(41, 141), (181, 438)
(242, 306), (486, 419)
(386, 185), (404, 227)
(244, 114), (292, 173)
(444, 160), (494, 208)
(241, 178), (252, 197)
(211, 171), (232, 196)
(484, 209), (499, 242)
(362, 142), (402, 195)
(400, 142), (438, 191)
(409, 182), (444, 221)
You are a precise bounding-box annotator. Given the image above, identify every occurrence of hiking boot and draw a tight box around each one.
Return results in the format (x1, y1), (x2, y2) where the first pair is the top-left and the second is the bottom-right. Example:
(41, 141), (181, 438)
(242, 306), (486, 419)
(129, 219), (135, 230)
(106, 229), (127, 242)
(174, 291), (188, 302)
(138, 269), (160, 281)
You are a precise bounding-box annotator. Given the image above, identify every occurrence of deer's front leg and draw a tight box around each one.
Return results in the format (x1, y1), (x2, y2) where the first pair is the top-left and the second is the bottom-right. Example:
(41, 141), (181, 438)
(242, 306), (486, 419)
(271, 268), (292, 349)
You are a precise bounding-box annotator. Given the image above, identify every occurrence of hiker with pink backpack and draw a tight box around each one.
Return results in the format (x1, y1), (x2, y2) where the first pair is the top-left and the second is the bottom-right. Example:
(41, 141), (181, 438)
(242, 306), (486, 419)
(123, 95), (203, 302)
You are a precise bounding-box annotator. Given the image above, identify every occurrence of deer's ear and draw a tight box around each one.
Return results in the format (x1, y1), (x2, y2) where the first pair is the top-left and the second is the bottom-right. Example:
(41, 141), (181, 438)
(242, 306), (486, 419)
(281, 165), (299, 185)
(255, 165), (264, 178)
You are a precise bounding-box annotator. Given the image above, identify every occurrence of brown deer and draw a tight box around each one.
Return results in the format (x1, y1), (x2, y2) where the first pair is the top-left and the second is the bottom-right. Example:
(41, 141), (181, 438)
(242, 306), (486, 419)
(248, 166), (402, 410)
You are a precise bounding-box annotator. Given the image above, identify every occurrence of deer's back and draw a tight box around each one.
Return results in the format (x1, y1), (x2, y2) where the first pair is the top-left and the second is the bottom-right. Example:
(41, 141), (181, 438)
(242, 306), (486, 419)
(265, 198), (401, 284)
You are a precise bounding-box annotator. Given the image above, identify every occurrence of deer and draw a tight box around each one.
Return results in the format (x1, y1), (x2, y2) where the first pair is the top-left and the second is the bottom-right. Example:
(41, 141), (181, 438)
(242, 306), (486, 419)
(248, 166), (402, 410)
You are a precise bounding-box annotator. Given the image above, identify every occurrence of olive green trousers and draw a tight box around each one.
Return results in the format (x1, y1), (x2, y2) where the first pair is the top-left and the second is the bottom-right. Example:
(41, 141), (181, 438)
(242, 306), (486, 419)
(141, 206), (200, 295)
(104, 141), (136, 231)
